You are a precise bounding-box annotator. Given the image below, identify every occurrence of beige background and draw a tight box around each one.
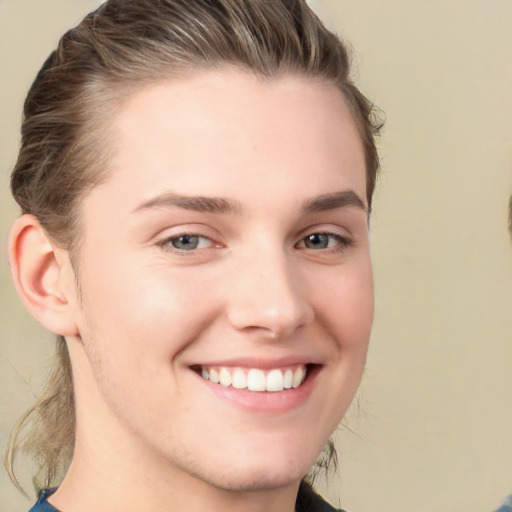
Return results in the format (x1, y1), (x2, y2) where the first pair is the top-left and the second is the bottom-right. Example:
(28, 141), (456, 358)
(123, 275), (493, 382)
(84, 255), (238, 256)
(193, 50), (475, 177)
(1, 1), (511, 511)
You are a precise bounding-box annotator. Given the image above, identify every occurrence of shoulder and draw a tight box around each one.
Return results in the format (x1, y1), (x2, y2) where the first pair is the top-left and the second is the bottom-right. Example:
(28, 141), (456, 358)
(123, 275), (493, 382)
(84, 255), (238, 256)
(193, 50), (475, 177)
(493, 495), (512, 512)
(28, 489), (61, 512)
(296, 481), (347, 512)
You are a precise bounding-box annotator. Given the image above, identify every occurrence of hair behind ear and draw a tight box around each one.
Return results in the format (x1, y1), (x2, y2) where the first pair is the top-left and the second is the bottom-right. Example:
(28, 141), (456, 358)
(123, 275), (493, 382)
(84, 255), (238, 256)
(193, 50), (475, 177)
(5, 335), (75, 495)
(6, 214), (78, 494)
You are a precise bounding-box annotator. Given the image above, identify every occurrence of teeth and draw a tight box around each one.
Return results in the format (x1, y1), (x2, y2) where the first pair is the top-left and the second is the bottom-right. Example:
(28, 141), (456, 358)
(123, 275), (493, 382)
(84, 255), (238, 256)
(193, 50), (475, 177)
(292, 366), (305, 389)
(266, 369), (284, 392)
(232, 369), (247, 389)
(199, 365), (307, 392)
(247, 369), (266, 391)
(219, 368), (232, 387)
(209, 368), (220, 384)
(283, 369), (293, 389)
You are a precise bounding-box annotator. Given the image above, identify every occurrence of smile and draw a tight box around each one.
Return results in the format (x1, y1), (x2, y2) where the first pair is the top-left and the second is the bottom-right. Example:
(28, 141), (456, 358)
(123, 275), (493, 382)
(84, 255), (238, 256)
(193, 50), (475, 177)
(197, 364), (308, 392)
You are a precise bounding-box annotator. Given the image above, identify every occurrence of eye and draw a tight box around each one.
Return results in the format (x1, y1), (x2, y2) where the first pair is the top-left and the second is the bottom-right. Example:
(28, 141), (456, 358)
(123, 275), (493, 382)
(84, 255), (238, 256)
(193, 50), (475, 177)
(164, 234), (214, 251)
(296, 232), (351, 251)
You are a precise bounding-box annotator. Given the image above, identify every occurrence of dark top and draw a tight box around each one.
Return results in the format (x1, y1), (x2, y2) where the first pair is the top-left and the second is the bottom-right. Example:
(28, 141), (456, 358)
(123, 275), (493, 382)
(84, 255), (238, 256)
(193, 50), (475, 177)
(29, 489), (60, 512)
(29, 483), (346, 512)
(493, 495), (512, 512)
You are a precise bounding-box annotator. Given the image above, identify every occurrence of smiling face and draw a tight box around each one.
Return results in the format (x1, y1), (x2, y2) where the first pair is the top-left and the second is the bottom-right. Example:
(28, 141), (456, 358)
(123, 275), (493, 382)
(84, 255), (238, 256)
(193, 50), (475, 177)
(65, 69), (373, 497)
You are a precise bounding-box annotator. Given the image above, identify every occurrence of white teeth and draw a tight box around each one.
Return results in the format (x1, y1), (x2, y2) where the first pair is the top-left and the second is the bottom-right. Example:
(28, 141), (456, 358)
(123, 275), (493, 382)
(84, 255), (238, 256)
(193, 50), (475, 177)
(219, 368), (232, 387)
(199, 365), (308, 392)
(209, 368), (220, 384)
(247, 369), (266, 392)
(232, 369), (247, 389)
(266, 369), (284, 392)
(292, 366), (305, 388)
(283, 368), (293, 389)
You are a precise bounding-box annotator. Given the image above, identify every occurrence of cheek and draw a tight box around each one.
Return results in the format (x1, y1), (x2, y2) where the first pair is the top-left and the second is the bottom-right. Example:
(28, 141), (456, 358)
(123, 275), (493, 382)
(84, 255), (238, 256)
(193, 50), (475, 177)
(76, 258), (222, 365)
(314, 260), (374, 347)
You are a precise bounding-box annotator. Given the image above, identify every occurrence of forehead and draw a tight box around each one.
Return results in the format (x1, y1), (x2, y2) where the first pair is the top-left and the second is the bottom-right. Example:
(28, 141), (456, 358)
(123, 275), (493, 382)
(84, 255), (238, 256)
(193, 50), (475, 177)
(87, 68), (366, 215)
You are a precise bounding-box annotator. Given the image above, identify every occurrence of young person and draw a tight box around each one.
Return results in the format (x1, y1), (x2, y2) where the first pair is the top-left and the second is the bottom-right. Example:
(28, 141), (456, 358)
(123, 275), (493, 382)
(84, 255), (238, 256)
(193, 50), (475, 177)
(6, 1), (381, 511)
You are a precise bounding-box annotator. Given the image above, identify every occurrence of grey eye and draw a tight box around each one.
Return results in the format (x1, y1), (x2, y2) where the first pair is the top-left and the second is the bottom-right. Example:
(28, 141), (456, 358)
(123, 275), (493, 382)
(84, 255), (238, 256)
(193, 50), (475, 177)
(170, 235), (200, 250)
(304, 233), (330, 249)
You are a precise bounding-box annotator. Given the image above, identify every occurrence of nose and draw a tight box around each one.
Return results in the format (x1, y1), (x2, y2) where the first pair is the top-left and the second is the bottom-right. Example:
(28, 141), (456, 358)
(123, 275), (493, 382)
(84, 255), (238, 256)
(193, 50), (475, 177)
(226, 247), (314, 340)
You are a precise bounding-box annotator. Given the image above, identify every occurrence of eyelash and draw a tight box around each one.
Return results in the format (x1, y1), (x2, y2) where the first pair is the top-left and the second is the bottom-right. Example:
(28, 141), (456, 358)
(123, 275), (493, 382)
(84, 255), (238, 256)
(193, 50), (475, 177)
(158, 233), (217, 253)
(157, 231), (352, 255)
(295, 232), (353, 253)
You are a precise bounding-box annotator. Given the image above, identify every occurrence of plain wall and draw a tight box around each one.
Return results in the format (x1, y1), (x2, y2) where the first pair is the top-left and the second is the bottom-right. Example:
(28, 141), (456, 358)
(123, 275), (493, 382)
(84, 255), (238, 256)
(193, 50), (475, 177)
(1, 1), (511, 511)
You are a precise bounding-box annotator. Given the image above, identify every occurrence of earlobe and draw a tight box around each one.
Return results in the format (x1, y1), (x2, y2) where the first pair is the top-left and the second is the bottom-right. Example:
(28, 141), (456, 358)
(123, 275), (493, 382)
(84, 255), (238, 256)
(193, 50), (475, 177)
(9, 214), (79, 337)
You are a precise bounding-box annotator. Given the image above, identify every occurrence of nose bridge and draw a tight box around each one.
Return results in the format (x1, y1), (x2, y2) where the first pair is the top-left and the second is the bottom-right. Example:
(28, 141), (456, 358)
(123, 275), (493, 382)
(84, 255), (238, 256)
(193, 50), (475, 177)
(226, 241), (313, 338)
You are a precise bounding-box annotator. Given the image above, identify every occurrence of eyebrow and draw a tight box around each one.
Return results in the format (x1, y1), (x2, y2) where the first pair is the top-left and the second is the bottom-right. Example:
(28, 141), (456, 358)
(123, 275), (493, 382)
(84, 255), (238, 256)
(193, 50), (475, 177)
(301, 190), (367, 214)
(132, 189), (366, 216)
(132, 192), (242, 215)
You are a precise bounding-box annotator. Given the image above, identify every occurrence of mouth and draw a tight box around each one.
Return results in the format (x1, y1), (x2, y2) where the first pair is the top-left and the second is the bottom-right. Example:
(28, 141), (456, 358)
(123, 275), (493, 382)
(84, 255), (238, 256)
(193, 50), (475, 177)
(191, 364), (312, 392)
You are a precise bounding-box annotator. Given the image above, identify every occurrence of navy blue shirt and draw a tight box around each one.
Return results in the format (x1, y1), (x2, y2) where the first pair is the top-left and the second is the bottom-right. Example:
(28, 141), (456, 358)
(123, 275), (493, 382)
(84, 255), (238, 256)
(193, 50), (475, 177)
(494, 495), (512, 512)
(29, 489), (60, 512)
(29, 485), (345, 512)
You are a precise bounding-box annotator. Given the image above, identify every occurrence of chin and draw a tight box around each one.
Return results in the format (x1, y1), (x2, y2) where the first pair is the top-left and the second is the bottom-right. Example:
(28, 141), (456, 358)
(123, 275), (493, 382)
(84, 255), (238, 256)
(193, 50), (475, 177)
(207, 466), (305, 493)
(187, 448), (315, 493)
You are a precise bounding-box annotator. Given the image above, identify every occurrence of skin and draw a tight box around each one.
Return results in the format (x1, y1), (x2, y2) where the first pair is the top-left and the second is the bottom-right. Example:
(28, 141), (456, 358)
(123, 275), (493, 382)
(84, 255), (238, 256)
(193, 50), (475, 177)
(10, 69), (373, 512)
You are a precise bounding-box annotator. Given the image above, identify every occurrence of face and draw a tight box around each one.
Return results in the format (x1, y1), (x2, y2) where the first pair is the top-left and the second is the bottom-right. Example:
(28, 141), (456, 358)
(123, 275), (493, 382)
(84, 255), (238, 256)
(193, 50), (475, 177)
(67, 69), (373, 493)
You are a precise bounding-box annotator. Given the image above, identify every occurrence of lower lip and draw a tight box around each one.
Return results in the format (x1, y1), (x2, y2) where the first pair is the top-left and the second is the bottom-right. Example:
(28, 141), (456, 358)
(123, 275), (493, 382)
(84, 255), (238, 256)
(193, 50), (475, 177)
(193, 366), (320, 415)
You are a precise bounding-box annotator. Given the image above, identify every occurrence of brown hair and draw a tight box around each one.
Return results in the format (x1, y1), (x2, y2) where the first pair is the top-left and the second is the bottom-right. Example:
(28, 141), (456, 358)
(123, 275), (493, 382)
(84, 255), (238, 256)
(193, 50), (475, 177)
(7, 0), (382, 495)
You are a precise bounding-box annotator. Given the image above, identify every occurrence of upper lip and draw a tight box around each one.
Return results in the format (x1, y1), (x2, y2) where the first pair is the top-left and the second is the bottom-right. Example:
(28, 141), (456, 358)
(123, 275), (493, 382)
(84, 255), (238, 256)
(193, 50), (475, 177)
(189, 355), (324, 369)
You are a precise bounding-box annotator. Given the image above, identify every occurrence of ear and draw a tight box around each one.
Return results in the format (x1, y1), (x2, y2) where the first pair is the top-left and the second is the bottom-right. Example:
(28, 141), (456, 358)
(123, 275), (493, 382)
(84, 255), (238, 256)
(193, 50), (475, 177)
(9, 214), (80, 337)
